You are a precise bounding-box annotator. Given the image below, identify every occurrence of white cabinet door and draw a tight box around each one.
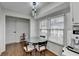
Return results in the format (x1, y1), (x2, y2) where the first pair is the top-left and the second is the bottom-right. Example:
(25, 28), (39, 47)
(6, 17), (30, 44)
(6, 18), (16, 44)
(71, 2), (79, 23)
(16, 19), (30, 41)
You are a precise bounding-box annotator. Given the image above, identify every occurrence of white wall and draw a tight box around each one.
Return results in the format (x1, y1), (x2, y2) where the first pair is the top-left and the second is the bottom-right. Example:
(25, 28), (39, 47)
(30, 18), (38, 38)
(0, 8), (5, 55)
(2, 8), (31, 19)
(65, 12), (72, 46)
(29, 18), (40, 43)
(36, 2), (69, 19)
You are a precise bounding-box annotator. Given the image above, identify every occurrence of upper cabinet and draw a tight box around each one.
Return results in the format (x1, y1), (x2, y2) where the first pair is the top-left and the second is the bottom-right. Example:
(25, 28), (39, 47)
(71, 3), (79, 23)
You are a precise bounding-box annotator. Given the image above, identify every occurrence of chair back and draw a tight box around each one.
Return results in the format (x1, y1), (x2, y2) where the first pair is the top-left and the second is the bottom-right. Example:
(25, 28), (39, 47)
(38, 41), (48, 48)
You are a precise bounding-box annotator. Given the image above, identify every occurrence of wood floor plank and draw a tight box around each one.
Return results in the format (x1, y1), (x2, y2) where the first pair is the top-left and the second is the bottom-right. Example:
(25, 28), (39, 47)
(1, 43), (56, 56)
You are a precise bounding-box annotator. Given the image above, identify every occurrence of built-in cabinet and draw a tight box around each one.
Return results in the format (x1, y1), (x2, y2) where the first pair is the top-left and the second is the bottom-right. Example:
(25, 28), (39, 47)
(70, 2), (79, 49)
(71, 3), (79, 23)
(6, 16), (30, 44)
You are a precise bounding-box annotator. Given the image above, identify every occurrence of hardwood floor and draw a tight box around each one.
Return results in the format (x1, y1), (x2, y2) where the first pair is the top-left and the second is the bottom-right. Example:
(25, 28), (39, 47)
(1, 43), (57, 56)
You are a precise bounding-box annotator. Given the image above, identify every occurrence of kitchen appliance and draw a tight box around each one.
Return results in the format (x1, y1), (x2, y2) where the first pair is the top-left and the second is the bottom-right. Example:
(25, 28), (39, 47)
(62, 46), (79, 56)
(72, 25), (79, 49)
(62, 24), (79, 56)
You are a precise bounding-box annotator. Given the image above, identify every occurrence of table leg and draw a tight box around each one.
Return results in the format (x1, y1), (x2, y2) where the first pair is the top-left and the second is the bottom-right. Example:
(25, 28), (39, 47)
(34, 45), (36, 56)
(34, 45), (37, 56)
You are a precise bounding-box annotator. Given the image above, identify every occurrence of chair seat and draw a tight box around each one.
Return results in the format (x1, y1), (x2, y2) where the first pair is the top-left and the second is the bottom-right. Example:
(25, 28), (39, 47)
(23, 46), (34, 52)
(36, 46), (45, 51)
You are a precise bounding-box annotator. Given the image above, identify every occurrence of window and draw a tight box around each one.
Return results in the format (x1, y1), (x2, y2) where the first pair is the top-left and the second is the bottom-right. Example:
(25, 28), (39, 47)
(40, 19), (47, 29)
(49, 15), (64, 45)
(39, 15), (64, 45)
(40, 19), (48, 39)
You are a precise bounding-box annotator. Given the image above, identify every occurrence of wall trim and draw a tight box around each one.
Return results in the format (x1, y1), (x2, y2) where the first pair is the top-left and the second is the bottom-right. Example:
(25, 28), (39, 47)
(48, 40), (64, 47)
(0, 48), (5, 55)
(46, 49), (57, 56)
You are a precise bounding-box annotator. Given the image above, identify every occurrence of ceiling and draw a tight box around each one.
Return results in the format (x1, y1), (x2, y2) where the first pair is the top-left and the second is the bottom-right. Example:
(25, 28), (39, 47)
(0, 2), (55, 17)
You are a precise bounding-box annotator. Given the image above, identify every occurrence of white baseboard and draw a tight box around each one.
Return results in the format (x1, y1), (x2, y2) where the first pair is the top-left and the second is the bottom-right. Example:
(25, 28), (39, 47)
(6, 41), (20, 45)
(0, 48), (5, 55)
(47, 48), (60, 56)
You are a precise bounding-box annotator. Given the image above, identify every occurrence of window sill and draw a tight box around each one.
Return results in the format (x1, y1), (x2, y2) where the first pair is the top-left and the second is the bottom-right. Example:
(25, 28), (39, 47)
(48, 40), (64, 47)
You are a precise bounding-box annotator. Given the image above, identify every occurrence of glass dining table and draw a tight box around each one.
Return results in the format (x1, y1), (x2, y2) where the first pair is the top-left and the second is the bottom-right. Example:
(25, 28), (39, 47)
(29, 37), (47, 43)
(26, 37), (47, 55)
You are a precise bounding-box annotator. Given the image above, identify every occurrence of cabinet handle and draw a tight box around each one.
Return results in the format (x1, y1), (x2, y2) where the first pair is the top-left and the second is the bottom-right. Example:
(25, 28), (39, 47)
(14, 31), (16, 33)
(72, 17), (74, 22)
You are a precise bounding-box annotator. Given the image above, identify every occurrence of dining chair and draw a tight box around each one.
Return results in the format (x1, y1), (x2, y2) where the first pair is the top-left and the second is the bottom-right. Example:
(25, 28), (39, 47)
(32, 43), (38, 55)
(23, 42), (34, 56)
(36, 41), (48, 56)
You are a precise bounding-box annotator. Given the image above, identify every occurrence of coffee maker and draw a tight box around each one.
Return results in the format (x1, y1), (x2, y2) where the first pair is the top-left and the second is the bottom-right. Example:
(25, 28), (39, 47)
(72, 25), (79, 49)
